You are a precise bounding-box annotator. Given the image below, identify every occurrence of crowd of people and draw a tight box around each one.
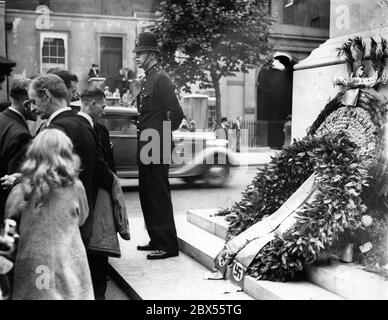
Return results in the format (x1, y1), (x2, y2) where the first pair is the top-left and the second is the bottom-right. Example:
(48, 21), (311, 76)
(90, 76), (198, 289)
(0, 31), (183, 300)
(210, 116), (243, 152)
(177, 115), (243, 152)
(0, 71), (130, 300)
(96, 66), (137, 108)
(103, 86), (136, 108)
(178, 116), (196, 132)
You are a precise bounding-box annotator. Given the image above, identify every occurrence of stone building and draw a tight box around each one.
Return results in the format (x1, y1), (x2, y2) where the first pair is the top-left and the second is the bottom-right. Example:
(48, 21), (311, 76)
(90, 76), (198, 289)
(188, 0), (331, 148)
(293, 0), (388, 141)
(0, 0), (330, 148)
(0, 0), (155, 100)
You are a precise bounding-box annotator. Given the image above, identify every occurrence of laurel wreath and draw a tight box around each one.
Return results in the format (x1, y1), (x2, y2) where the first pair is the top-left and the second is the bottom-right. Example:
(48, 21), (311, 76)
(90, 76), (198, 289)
(217, 92), (388, 281)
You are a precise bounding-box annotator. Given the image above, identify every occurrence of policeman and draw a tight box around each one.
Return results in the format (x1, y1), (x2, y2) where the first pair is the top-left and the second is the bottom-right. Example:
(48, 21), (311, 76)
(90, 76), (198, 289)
(133, 32), (183, 260)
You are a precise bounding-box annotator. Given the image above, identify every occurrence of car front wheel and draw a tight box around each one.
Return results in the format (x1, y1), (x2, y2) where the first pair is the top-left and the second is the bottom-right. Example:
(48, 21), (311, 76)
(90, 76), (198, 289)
(203, 165), (230, 187)
(182, 176), (197, 184)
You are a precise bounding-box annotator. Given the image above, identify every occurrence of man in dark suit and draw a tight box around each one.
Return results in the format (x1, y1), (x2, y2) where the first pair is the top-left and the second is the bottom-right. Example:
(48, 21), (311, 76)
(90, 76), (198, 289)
(47, 68), (80, 112)
(0, 101), (11, 112)
(79, 88), (116, 173)
(28, 74), (113, 243)
(112, 68), (127, 97)
(78, 88), (116, 299)
(28, 74), (114, 300)
(31, 69), (80, 136)
(0, 79), (38, 221)
(0, 56), (15, 91)
(0, 56), (15, 112)
(133, 32), (184, 260)
(88, 64), (100, 79)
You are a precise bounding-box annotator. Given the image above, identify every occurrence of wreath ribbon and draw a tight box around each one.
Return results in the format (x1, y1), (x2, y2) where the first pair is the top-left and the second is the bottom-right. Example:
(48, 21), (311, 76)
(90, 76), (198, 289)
(215, 173), (317, 284)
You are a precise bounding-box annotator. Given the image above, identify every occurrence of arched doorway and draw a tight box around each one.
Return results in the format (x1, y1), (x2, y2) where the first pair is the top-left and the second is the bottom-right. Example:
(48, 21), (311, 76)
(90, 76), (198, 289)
(256, 52), (296, 149)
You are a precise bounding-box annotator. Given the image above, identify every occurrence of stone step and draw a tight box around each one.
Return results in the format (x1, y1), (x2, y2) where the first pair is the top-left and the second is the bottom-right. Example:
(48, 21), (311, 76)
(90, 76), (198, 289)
(185, 208), (388, 300)
(176, 215), (342, 300)
(306, 263), (388, 300)
(187, 208), (229, 241)
(108, 216), (253, 300)
(176, 215), (226, 270)
(243, 276), (342, 300)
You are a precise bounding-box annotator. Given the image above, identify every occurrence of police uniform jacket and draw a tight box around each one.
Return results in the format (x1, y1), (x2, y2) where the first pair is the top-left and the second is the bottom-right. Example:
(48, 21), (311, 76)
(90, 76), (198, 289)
(136, 64), (183, 164)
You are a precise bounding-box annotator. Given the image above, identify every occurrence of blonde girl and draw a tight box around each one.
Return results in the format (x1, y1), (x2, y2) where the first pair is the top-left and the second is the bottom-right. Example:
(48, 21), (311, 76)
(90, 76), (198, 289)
(5, 128), (94, 300)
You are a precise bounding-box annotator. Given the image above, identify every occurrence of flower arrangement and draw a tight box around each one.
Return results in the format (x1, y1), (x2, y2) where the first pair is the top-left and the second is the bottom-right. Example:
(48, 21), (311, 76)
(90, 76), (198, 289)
(314, 106), (378, 158)
(216, 85), (388, 280)
(334, 36), (388, 89)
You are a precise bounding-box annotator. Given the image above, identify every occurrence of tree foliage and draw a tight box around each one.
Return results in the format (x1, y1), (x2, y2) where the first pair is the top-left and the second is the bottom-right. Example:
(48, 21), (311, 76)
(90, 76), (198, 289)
(149, 0), (273, 120)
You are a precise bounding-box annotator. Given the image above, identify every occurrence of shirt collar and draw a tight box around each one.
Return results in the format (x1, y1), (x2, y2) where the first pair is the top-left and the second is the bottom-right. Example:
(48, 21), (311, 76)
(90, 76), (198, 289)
(8, 106), (26, 123)
(46, 107), (72, 127)
(145, 63), (159, 75)
(77, 111), (94, 127)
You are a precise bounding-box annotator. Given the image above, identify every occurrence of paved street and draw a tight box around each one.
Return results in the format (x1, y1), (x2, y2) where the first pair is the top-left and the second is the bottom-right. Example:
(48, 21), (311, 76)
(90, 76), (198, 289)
(119, 166), (261, 218)
(106, 277), (131, 300)
(106, 166), (260, 299)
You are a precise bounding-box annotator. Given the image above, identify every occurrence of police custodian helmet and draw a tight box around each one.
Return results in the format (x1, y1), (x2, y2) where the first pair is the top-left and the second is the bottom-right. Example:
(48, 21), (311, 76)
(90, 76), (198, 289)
(133, 32), (160, 53)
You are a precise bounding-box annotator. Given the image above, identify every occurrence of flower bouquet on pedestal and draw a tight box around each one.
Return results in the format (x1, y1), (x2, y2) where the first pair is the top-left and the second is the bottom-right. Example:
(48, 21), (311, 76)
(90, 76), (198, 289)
(334, 36), (388, 106)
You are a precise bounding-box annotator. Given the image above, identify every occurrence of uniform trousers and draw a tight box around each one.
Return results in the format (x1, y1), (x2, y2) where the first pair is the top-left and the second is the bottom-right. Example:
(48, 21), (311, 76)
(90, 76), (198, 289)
(138, 163), (178, 253)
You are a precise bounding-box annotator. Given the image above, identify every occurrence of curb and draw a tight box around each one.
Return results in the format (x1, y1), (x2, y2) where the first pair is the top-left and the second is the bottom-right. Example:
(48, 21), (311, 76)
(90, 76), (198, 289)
(108, 263), (142, 300)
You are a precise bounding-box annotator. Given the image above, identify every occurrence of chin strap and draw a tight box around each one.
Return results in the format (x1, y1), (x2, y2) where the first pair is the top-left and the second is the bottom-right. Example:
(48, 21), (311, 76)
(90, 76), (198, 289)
(139, 52), (150, 69)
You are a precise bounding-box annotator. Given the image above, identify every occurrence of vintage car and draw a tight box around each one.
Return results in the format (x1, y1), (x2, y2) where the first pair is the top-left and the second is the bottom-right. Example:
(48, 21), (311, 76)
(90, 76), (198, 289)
(99, 106), (238, 186)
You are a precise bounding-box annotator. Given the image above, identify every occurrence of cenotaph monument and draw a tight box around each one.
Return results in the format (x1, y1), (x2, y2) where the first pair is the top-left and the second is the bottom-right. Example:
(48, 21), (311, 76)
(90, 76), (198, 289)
(293, 0), (388, 140)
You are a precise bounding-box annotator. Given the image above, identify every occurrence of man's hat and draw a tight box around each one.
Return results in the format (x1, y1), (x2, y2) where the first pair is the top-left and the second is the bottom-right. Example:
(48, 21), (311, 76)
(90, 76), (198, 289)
(0, 56), (16, 77)
(133, 32), (160, 53)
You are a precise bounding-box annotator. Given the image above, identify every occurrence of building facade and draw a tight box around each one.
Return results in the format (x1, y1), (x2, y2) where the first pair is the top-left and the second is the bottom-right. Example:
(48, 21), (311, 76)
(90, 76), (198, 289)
(192, 0), (330, 148)
(251, 0), (330, 148)
(0, 0), (155, 100)
(0, 0), (330, 148)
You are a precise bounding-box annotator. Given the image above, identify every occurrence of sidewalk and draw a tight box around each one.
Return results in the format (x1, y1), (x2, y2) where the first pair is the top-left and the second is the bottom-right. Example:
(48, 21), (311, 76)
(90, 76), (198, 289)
(108, 216), (253, 300)
(230, 147), (279, 167)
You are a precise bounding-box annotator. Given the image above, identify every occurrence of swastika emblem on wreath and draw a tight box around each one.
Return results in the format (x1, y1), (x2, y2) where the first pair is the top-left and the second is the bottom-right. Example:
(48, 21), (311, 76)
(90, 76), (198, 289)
(218, 250), (229, 267)
(232, 262), (244, 282)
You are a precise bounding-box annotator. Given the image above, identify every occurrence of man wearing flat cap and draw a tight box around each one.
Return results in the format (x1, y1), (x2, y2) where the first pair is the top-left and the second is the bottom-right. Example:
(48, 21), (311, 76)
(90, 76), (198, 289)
(133, 31), (183, 260)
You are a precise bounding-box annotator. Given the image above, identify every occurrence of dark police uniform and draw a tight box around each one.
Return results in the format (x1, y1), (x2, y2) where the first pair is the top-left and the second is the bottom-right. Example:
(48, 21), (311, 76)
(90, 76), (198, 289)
(137, 62), (183, 256)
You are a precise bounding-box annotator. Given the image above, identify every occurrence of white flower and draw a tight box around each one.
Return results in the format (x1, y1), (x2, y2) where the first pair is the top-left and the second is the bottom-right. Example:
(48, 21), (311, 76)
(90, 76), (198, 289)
(361, 215), (373, 227)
